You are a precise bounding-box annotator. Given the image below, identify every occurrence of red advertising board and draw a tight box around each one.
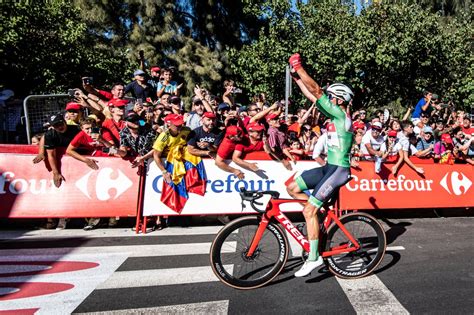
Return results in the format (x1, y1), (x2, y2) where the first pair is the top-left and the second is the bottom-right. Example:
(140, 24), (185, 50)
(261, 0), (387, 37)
(340, 163), (473, 210)
(0, 153), (140, 218)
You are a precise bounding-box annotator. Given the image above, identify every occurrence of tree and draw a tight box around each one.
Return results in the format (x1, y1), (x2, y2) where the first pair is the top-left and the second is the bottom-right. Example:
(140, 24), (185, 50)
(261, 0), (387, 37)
(0, 1), (125, 96)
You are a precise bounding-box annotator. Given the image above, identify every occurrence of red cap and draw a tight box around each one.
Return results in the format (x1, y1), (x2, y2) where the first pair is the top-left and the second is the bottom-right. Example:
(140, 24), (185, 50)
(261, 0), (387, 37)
(441, 133), (453, 144)
(226, 125), (243, 136)
(352, 121), (365, 130)
(151, 66), (161, 72)
(164, 113), (184, 126)
(107, 99), (129, 107)
(266, 113), (279, 122)
(66, 102), (81, 111)
(202, 112), (216, 119)
(247, 122), (265, 132)
(387, 130), (398, 137)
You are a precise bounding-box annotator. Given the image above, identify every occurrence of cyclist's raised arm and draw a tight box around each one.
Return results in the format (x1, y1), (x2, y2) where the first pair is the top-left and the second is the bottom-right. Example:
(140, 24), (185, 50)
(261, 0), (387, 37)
(290, 53), (324, 100)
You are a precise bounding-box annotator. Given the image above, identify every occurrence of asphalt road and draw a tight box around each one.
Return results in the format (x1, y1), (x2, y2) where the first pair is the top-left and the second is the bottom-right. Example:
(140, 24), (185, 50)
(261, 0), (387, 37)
(0, 215), (473, 314)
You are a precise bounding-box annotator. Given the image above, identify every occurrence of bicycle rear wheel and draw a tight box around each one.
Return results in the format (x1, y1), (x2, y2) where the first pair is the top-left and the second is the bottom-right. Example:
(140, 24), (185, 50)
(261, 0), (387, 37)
(210, 216), (289, 290)
(324, 212), (386, 279)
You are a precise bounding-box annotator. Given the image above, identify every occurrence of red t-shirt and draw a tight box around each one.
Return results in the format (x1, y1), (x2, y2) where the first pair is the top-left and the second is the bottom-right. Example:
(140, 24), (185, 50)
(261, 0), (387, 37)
(102, 119), (126, 146)
(99, 89), (113, 100)
(217, 137), (239, 160)
(462, 126), (474, 135)
(235, 138), (264, 157)
(69, 131), (108, 156)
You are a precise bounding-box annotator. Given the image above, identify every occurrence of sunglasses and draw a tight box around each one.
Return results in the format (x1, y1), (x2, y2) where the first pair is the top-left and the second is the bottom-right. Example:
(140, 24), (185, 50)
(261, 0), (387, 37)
(67, 110), (79, 113)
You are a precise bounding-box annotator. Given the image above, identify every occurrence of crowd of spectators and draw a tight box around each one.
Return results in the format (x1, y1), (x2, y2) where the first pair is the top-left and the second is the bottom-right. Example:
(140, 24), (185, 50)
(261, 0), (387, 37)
(28, 65), (474, 230)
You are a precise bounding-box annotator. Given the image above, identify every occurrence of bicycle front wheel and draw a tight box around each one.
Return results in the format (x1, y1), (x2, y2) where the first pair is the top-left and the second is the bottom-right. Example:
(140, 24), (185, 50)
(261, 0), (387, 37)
(325, 212), (386, 279)
(210, 216), (289, 290)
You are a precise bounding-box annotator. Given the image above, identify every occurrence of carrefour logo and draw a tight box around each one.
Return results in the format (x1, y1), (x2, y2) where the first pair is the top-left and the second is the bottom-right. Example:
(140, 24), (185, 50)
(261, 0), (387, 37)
(152, 174), (275, 193)
(75, 168), (133, 200)
(440, 171), (472, 196)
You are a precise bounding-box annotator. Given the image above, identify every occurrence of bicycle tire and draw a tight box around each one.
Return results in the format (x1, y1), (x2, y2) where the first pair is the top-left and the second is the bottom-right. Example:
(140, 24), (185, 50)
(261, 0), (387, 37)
(210, 216), (289, 290)
(324, 212), (386, 279)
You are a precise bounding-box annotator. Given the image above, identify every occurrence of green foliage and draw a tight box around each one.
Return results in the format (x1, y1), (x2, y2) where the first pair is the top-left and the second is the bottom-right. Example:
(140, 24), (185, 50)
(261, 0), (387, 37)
(229, 0), (473, 114)
(0, 1), (126, 95)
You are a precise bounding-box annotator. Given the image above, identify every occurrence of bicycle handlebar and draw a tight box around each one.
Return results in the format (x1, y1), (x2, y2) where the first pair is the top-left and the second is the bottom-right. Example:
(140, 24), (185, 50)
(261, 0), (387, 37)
(239, 188), (280, 213)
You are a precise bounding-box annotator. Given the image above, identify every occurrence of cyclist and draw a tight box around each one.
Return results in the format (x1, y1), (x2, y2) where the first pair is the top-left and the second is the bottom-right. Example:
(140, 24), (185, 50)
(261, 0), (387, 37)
(286, 53), (354, 277)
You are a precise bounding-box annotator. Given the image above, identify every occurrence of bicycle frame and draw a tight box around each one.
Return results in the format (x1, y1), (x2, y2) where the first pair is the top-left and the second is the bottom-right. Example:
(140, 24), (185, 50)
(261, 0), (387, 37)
(246, 198), (361, 258)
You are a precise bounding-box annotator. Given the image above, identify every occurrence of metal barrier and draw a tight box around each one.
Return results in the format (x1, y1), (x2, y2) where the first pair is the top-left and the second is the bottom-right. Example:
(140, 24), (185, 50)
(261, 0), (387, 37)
(23, 94), (70, 144)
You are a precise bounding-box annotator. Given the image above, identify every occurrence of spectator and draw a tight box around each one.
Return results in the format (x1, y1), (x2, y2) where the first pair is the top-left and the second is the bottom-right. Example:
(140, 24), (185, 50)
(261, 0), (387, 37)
(232, 122), (266, 172)
(415, 126), (435, 158)
(452, 126), (473, 163)
(31, 134), (42, 145)
(169, 96), (183, 115)
(391, 120), (425, 175)
(412, 89), (434, 124)
(285, 140), (305, 161)
(288, 105), (315, 136)
(186, 97), (207, 130)
(148, 66), (161, 92)
(215, 125), (245, 179)
(266, 113), (293, 170)
(153, 113), (191, 183)
(118, 113), (157, 167)
(380, 130), (399, 162)
(66, 118), (111, 170)
(434, 133), (455, 164)
(299, 124), (318, 153)
(222, 80), (236, 107)
(461, 115), (474, 138)
(414, 112), (430, 135)
(360, 121), (385, 173)
(187, 112), (223, 158)
(124, 70), (154, 101)
(43, 113), (81, 230)
(157, 68), (180, 97)
(433, 117), (446, 140)
(64, 102), (83, 125)
(158, 92), (172, 109)
(101, 99), (128, 147)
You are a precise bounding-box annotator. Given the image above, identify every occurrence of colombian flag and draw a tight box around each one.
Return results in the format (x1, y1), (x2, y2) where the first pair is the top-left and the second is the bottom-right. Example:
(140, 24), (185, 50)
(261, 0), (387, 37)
(160, 146), (207, 213)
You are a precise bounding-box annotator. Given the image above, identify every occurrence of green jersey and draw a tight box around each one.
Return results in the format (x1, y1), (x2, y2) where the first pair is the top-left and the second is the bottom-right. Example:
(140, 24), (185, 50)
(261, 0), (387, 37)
(316, 94), (353, 167)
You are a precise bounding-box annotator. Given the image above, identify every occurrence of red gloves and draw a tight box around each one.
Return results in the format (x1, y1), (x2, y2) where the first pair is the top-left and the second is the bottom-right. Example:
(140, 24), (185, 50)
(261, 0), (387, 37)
(289, 53), (302, 71)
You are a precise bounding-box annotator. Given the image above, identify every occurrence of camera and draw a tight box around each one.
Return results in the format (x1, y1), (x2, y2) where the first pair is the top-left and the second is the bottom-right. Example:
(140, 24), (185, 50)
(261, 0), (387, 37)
(232, 87), (243, 94)
(67, 89), (76, 97)
(82, 77), (93, 85)
(101, 147), (118, 154)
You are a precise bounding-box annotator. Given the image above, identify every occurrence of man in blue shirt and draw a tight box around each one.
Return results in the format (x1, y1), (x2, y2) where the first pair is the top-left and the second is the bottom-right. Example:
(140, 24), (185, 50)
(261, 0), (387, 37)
(411, 90), (435, 123)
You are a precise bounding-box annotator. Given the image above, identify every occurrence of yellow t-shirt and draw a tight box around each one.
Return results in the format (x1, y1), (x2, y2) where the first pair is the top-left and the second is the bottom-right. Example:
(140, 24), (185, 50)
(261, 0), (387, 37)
(152, 127), (191, 156)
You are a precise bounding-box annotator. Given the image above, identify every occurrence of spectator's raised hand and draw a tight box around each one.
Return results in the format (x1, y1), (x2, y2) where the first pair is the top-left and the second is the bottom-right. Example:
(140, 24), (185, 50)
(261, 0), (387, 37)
(415, 167), (424, 174)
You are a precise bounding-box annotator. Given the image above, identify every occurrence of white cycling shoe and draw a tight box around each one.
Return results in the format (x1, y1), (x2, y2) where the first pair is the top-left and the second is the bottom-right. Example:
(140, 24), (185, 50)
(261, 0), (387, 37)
(295, 256), (324, 277)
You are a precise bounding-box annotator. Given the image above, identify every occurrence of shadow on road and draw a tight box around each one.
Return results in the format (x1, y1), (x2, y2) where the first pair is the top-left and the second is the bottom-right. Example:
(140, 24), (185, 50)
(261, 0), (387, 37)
(381, 218), (412, 245)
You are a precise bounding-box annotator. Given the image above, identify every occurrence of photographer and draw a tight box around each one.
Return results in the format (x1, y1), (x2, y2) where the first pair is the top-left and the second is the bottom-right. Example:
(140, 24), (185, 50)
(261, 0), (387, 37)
(222, 79), (238, 108)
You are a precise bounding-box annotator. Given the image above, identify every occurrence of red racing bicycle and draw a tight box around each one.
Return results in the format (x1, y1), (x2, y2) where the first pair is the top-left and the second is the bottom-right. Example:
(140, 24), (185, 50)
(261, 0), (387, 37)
(210, 188), (387, 289)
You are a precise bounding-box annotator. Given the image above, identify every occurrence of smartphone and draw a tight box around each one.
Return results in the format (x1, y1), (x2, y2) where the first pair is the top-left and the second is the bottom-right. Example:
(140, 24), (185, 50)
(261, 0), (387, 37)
(101, 147), (118, 154)
(91, 127), (100, 134)
(67, 89), (76, 97)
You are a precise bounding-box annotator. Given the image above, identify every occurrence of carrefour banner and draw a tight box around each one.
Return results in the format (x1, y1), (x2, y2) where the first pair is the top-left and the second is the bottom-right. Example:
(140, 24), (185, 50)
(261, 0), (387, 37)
(143, 159), (473, 216)
(142, 159), (310, 216)
(0, 153), (140, 218)
(340, 162), (473, 210)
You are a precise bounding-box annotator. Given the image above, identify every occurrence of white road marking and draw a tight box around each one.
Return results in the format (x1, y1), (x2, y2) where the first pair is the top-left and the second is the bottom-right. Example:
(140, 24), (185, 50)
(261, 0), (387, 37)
(336, 275), (409, 314)
(73, 300), (229, 315)
(0, 253), (127, 315)
(386, 246), (406, 251)
(0, 242), (237, 258)
(97, 265), (233, 289)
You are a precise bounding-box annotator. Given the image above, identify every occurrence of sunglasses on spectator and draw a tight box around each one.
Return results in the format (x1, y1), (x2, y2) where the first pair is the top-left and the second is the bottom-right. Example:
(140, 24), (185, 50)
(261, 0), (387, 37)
(249, 108), (261, 112)
(67, 110), (79, 113)
(388, 136), (396, 139)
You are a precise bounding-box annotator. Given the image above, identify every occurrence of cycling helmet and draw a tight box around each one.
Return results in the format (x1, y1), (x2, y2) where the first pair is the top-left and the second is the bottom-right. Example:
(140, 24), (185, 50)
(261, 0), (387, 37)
(326, 83), (354, 103)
